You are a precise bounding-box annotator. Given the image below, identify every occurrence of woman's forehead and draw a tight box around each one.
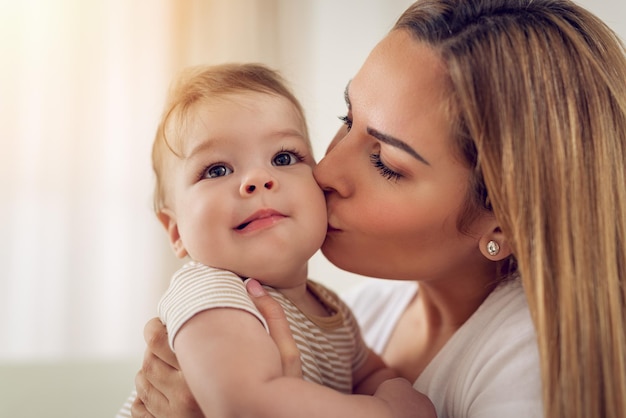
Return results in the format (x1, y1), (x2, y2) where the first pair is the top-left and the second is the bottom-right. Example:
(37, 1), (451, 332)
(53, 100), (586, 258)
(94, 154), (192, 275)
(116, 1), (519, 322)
(350, 31), (455, 161)
(351, 30), (447, 101)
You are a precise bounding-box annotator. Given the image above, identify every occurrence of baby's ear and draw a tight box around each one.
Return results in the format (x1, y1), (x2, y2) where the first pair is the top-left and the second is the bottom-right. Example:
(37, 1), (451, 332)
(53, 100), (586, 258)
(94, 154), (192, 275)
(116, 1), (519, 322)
(157, 209), (188, 259)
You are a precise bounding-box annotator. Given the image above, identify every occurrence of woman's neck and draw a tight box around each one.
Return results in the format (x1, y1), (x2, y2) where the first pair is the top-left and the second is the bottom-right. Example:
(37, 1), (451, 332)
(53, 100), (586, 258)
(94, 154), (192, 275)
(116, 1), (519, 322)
(382, 263), (500, 381)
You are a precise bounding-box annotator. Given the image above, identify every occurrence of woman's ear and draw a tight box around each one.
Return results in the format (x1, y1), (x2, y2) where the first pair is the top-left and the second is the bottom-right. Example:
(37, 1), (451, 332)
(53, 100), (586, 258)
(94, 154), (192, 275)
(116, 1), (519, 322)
(478, 226), (512, 261)
(156, 208), (188, 259)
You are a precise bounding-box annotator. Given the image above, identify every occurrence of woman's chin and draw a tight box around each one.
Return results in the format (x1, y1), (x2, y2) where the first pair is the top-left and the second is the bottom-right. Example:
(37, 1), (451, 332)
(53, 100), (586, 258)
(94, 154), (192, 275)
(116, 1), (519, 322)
(321, 241), (364, 276)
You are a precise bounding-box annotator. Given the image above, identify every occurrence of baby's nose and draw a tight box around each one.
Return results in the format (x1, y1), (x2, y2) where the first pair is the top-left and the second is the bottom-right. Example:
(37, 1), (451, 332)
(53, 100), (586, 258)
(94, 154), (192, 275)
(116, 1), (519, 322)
(239, 168), (277, 196)
(243, 180), (274, 194)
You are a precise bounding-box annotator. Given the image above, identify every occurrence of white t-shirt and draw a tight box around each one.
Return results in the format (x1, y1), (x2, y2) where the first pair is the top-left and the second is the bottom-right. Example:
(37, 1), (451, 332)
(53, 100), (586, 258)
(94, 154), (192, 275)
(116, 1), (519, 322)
(342, 278), (543, 418)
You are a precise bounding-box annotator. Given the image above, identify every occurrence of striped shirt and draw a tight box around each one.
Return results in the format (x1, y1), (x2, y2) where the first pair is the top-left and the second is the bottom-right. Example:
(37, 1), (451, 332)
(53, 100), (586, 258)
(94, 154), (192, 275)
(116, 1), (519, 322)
(116, 262), (370, 417)
(159, 261), (369, 392)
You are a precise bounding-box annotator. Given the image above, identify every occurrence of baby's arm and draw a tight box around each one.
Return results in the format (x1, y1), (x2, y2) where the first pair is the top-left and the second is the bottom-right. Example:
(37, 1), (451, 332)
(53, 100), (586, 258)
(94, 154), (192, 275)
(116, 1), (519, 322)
(175, 306), (434, 418)
(159, 266), (435, 418)
(350, 349), (435, 417)
(352, 348), (400, 395)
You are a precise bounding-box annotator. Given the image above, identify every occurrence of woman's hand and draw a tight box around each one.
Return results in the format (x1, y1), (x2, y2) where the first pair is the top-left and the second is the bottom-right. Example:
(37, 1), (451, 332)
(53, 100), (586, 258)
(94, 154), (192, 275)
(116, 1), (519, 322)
(245, 279), (303, 378)
(132, 318), (203, 418)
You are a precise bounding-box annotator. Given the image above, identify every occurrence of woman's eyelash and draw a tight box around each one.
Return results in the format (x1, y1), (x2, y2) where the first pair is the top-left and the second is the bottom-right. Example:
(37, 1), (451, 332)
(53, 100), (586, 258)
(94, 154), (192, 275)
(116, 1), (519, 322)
(337, 114), (400, 181)
(338, 115), (352, 131)
(370, 153), (402, 182)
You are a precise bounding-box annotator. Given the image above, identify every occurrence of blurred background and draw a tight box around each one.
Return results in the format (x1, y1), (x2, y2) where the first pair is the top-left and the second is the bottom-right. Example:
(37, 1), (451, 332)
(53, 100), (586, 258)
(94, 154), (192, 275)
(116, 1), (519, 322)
(0, 0), (624, 416)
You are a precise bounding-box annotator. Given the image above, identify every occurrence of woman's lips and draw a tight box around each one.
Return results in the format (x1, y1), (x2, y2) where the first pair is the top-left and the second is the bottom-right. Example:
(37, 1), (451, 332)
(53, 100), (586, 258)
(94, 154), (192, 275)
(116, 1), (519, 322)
(235, 209), (286, 232)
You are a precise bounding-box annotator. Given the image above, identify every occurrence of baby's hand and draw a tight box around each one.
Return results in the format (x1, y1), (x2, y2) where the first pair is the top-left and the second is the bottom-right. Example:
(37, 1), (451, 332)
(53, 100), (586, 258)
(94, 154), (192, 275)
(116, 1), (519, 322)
(374, 378), (437, 418)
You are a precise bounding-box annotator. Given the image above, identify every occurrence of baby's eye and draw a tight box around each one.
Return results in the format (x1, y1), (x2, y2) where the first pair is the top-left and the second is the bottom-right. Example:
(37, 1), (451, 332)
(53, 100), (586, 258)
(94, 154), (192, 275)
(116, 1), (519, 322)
(272, 150), (303, 166)
(202, 163), (233, 179)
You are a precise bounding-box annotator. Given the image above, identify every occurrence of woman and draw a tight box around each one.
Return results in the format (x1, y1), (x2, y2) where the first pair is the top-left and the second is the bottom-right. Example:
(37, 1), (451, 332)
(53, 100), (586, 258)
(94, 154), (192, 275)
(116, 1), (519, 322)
(131, 1), (626, 417)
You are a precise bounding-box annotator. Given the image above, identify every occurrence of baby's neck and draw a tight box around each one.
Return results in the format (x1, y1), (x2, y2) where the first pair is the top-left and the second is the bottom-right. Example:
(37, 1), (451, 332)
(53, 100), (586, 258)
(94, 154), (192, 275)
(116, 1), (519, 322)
(277, 281), (333, 318)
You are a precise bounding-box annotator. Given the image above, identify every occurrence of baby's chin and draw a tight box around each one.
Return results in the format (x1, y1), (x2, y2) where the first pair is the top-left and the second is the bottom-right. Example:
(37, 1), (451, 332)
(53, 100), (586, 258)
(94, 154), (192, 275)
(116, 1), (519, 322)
(236, 263), (310, 288)
(196, 245), (314, 286)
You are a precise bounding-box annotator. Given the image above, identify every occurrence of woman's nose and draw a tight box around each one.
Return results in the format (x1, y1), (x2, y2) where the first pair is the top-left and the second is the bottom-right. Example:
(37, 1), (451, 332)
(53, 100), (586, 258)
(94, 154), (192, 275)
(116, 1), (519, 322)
(314, 127), (354, 197)
(239, 170), (277, 196)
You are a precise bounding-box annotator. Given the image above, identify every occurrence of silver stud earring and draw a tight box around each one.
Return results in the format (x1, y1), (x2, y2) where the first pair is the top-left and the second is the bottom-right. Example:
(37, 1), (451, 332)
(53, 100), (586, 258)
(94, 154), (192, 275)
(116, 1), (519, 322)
(487, 240), (500, 256)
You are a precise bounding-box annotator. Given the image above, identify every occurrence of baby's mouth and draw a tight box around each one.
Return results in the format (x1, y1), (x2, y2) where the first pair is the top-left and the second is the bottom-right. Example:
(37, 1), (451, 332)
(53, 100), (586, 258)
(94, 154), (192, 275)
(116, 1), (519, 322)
(234, 209), (286, 232)
(236, 221), (251, 230)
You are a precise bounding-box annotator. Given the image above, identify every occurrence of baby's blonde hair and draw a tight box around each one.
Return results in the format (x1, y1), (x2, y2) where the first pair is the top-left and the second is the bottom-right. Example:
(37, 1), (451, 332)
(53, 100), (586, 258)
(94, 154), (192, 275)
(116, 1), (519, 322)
(151, 63), (309, 212)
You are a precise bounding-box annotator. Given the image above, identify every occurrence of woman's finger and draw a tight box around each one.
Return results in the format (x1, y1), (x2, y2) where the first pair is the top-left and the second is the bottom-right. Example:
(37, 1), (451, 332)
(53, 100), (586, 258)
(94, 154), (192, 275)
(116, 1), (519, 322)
(246, 279), (303, 378)
(135, 347), (173, 415)
(130, 395), (154, 418)
(136, 319), (203, 417)
(143, 317), (180, 369)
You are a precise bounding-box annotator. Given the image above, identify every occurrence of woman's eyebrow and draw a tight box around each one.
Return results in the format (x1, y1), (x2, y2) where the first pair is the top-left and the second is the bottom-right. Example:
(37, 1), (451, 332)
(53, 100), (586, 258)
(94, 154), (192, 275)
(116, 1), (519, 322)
(344, 81), (351, 107)
(346, 79), (429, 165)
(367, 127), (431, 166)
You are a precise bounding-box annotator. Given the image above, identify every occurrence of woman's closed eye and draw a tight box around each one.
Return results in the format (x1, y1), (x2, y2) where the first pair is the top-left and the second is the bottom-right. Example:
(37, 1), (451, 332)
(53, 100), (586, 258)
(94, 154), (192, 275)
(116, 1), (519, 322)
(370, 153), (402, 182)
(337, 113), (402, 181)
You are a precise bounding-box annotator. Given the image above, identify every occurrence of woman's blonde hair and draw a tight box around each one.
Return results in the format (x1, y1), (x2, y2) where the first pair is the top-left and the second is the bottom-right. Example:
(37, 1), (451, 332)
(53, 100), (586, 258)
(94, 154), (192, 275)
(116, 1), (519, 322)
(152, 63), (309, 212)
(395, 0), (626, 417)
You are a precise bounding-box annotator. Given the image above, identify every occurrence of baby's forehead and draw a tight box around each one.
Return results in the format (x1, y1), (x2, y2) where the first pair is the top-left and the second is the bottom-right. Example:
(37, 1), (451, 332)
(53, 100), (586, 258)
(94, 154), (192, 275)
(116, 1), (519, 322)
(190, 90), (298, 115)
(183, 92), (308, 141)
(171, 94), (308, 153)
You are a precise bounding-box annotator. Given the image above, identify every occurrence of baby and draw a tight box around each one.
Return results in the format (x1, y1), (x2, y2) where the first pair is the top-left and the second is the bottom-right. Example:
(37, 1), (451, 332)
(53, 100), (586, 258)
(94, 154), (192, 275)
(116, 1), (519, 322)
(118, 63), (433, 418)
